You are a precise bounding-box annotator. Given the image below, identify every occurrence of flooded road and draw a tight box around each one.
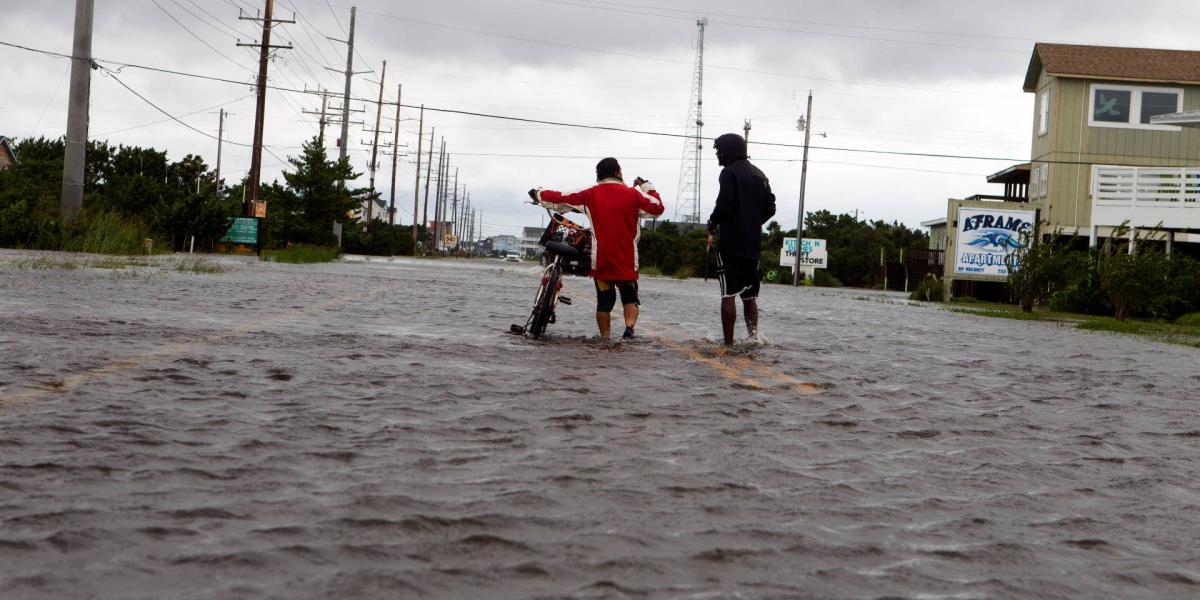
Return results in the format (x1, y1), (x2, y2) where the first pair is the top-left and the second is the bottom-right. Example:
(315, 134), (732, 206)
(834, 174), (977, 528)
(1, 250), (1198, 599)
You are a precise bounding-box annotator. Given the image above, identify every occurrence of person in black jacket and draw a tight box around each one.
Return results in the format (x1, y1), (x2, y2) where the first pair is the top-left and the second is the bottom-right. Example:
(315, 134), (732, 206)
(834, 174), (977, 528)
(706, 133), (776, 345)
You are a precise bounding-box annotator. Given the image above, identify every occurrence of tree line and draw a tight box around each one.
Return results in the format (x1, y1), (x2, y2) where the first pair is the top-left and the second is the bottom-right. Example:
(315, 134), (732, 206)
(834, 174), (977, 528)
(637, 209), (929, 287)
(0, 135), (430, 255)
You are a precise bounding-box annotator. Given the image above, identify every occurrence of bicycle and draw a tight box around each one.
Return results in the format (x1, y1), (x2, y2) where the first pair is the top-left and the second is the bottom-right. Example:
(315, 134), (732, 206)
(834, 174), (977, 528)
(509, 201), (591, 338)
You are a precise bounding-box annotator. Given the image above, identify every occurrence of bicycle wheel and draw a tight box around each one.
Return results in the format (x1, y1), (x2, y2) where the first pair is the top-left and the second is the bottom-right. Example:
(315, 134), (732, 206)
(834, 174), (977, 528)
(528, 267), (560, 338)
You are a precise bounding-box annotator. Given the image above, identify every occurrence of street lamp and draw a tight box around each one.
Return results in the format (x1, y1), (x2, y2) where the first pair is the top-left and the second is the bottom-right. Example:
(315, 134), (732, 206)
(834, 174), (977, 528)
(793, 92), (826, 286)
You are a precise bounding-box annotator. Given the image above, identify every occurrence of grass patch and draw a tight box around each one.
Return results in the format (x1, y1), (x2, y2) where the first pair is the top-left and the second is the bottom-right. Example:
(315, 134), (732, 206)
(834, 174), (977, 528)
(174, 258), (226, 274)
(4, 257), (79, 270)
(945, 299), (1200, 349)
(62, 211), (159, 255)
(88, 257), (151, 270)
(639, 265), (663, 277)
(262, 244), (340, 264)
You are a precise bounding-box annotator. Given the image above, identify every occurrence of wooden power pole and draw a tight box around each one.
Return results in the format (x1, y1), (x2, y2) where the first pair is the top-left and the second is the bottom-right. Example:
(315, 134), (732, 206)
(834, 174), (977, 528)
(237, 0), (293, 216)
(61, 0), (94, 220)
(411, 105), (424, 253)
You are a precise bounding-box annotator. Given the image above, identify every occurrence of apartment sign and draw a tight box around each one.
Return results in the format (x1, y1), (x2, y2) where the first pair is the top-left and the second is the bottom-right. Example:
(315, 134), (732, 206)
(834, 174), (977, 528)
(780, 238), (827, 268)
(953, 207), (1034, 278)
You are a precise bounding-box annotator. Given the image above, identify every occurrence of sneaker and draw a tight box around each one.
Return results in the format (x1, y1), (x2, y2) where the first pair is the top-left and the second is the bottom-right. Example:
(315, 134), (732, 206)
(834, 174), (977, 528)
(622, 326), (635, 339)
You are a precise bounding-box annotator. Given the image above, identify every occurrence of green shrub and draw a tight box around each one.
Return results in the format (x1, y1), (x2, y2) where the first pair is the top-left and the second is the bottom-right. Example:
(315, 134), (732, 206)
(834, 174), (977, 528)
(813, 269), (842, 288)
(639, 265), (663, 277)
(56, 211), (157, 255)
(1177, 313), (1200, 327)
(909, 275), (945, 302)
(673, 265), (693, 279)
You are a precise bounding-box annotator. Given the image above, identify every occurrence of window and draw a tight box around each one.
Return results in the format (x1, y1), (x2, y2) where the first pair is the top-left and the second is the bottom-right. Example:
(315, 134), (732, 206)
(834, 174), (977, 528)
(1040, 163), (1049, 197)
(1029, 165), (1041, 198)
(1088, 84), (1182, 130)
(1038, 90), (1050, 136)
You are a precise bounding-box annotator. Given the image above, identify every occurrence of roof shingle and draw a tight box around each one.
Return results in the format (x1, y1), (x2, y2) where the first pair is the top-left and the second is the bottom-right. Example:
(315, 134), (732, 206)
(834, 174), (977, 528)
(1024, 43), (1200, 91)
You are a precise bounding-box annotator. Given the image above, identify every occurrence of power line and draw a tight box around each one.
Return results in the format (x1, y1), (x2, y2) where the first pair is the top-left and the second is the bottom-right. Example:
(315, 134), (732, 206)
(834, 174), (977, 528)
(5, 39), (1181, 169)
(536, 0), (1026, 55)
(353, 7), (1003, 98)
(91, 93), (253, 136)
(149, 0), (256, 74)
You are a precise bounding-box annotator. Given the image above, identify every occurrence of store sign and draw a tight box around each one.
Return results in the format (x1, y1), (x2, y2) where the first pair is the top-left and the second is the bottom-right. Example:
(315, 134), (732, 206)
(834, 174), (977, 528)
(953, 207), (1035, 278)
(220, 217), (259, 245)
(780, 238), (827, 268)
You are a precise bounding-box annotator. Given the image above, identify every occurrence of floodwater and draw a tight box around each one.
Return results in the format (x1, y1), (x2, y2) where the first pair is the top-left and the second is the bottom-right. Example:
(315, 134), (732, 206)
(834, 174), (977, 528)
(1, 250), (1198, 599)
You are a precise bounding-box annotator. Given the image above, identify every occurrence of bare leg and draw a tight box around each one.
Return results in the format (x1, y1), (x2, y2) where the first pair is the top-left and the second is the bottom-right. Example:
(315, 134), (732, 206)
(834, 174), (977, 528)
(596, 311), (611, 339)
(720, 296), (736, 345)
(623, 303), (639, 329)
(743, 297), (758, 339)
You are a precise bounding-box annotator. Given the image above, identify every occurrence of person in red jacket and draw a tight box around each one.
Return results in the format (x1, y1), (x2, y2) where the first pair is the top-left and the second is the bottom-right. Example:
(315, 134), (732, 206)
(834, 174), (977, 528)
(530, 157), (665, 340)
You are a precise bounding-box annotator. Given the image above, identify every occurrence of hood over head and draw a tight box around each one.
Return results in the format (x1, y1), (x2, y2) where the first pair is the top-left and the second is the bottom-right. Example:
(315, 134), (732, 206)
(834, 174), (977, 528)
(713, 133), (747, 166)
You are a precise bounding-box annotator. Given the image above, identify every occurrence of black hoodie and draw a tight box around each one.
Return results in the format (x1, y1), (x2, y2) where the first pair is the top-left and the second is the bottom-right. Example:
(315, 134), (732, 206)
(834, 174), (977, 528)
(707, 134), (776, 259)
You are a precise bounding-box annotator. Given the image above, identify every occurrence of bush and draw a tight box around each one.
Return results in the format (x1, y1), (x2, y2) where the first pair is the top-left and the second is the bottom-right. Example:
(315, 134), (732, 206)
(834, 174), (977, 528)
(64, 210), (157, 255)
(1177, 313), (1200, 327)
(813, 269), (842, 288)
(909, 275), (945, 302)
(1096, 227), (1171, 320)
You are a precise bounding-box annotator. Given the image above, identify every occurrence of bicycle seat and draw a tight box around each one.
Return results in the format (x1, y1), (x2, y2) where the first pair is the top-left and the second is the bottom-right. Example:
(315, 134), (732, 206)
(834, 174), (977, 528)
(544, 240), (580, 259)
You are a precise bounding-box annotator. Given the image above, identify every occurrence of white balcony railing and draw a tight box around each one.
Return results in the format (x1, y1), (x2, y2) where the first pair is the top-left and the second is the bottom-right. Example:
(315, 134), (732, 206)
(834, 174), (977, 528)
(1092, 166), (1200, 229)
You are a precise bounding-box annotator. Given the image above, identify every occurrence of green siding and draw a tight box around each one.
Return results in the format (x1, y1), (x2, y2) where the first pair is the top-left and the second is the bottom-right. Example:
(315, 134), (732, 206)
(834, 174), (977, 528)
(1030, 73), (1200, 234)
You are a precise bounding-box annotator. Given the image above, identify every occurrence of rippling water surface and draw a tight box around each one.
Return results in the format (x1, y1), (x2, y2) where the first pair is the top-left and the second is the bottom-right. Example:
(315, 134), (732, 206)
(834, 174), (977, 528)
(1, 251), (1198, 599)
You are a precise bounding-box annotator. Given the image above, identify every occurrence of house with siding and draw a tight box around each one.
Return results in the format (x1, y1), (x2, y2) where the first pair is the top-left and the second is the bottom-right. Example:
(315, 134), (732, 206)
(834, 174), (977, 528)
(1024, 43), (1200, 245)
(940, 43), (1200, 296)
(0, 136), (15, 171)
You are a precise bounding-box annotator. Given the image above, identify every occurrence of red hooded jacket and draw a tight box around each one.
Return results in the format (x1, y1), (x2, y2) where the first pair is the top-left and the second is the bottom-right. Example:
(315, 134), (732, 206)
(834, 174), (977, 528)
(535, 179), (665, 281)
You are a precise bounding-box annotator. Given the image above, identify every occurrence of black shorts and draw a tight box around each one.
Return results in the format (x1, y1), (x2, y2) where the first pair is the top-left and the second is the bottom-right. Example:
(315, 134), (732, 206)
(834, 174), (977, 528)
(717, 253), (760, 299)
(595, 279), (639, 312)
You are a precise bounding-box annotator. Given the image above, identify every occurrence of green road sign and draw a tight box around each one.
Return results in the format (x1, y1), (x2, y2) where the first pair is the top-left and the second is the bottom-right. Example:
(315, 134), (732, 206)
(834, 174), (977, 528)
(220, 217), (259, 245)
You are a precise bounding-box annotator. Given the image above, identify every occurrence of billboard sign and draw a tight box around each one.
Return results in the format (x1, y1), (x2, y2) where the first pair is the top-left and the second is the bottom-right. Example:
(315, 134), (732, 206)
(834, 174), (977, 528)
(780, 238), (827, 268)
(220, 217), (259, 245)
(953, 207), (1035, 278)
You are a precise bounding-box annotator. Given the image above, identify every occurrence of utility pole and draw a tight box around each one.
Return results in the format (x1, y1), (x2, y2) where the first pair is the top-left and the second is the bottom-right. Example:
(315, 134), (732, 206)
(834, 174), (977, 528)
(301, 87), (335, 144)
(411, 105), (424, 253)
(237, 0), (294, 216)
(61, 0), (94, 220)
(363, 60), (387, 225)
(329, 6), (358, 168)
(422, 127), (435, 227)
(214, 108), (226, 200)
(388, 83), (402, 226)
(743, 118), (752, 147)
(793, 91), (813, 287)
(451, 169), (459, 250)
(434, 140), (446, 251)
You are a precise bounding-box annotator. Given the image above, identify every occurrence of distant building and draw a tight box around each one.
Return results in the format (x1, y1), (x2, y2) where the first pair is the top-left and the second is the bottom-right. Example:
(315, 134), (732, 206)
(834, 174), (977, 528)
(0, 136), (16, 171)
(521, 226), (544, 257)
(489, 235), (520, 255)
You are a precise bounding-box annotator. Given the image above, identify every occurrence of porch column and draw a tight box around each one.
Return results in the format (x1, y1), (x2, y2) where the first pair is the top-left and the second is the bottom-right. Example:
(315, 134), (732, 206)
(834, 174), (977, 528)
(1089, 225), (1098, 249)
(1129, 226), (1137, 254)
(1167, 231), (1175, 257)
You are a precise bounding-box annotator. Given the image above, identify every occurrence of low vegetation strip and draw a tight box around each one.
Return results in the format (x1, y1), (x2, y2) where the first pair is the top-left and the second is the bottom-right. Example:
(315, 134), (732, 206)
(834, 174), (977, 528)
(947, 300), (1200, 349)
(261, 244), (340, 264)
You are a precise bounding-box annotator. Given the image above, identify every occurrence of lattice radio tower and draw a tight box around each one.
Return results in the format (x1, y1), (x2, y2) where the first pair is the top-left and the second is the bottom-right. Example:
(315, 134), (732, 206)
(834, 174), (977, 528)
(674, 17), (707, 224)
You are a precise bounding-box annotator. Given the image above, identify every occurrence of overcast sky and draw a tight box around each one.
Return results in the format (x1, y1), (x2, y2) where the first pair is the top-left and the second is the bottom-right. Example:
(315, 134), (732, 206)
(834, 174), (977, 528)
(4, 0), (1199, 237)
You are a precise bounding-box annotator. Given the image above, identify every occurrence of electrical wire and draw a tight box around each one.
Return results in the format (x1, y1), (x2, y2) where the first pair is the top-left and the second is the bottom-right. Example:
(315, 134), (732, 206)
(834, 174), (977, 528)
(536, 0), (1026, 55)
(5, 39), (1185, 169)
(148, 0), (256, 75)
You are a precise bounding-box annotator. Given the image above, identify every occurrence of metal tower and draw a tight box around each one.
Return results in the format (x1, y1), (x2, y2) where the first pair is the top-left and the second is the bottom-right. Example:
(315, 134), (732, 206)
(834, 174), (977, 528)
(674, 17), (707, 224)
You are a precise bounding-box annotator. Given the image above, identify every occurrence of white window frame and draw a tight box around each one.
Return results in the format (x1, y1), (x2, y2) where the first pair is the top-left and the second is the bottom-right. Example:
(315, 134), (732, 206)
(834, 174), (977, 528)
(1038, 90), (1050, 136)
(1029, 165), (1040, 198)
(1040, 163), (1049, 198)
(1088, 83), (1183, 131)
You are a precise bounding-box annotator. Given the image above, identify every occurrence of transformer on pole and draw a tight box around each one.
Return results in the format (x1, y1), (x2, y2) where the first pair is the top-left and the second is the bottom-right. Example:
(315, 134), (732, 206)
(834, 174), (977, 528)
(674, 17), (707, 224)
